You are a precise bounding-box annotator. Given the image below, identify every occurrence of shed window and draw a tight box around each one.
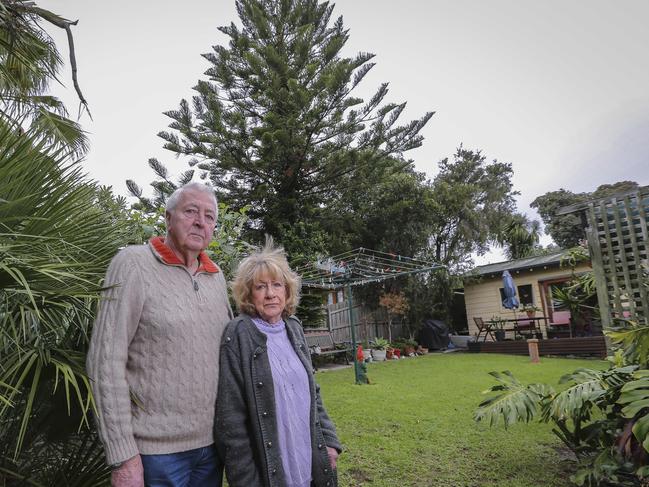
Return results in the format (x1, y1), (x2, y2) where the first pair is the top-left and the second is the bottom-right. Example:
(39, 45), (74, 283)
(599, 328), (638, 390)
(517, 285), (533, 307)
(499, 284), (534, 307)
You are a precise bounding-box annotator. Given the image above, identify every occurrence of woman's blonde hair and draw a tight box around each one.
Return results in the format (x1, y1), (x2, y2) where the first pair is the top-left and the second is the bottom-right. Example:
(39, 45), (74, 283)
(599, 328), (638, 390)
(231, 239), (301, 317)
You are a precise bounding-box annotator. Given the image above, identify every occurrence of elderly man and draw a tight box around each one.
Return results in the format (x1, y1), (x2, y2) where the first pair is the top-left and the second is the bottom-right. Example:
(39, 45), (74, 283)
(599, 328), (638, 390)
(87, 182), (232, 487)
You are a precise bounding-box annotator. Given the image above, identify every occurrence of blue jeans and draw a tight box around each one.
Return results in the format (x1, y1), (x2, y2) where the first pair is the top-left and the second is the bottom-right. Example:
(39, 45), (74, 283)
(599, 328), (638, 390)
(141, 445), (223, 487)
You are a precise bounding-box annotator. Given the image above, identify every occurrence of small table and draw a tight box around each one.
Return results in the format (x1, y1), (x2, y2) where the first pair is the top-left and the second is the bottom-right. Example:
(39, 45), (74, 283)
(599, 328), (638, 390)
(487, 316), (549, 340)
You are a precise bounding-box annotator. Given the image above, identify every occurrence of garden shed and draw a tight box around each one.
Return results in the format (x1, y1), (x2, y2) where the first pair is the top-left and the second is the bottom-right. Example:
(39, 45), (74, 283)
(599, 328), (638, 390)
(463, 251), (595, 339)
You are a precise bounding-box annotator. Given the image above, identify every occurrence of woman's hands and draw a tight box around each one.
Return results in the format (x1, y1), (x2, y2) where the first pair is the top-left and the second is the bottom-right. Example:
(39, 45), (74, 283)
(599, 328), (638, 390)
(326, 446), (338, 470)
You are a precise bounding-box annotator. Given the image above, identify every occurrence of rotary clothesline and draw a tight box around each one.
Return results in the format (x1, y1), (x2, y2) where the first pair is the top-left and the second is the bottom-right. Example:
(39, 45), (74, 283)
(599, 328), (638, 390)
(296, 247), (444, 289)
(296, 248), (444, 384)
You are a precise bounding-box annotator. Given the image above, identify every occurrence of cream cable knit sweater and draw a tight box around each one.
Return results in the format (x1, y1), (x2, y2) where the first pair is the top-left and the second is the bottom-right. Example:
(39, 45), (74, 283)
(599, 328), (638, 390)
(87, 239), (232, 465)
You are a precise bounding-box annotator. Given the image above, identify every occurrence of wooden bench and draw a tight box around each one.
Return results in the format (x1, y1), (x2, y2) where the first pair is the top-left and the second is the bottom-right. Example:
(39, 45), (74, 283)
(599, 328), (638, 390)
(304, 329), (351, 370)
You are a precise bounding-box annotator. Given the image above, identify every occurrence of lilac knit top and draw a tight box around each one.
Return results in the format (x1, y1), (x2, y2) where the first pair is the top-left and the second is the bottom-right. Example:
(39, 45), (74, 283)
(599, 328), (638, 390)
(252, 317), (312, 487)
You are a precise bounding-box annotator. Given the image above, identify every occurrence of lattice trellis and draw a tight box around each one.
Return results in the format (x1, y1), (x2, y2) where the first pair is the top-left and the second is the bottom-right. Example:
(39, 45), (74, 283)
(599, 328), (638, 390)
(560, 186), (649, 328)
(295, 248), (444, 289)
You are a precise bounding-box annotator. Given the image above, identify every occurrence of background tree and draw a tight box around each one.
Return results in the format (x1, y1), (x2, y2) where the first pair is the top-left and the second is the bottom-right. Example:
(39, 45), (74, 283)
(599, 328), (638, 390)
(127, 1), (522, 340)
(498, 212), (542, 260)
(426, 146), (517, 271)
(323, 158), (435, 256)
(531, 181), (639, 249)
(397, 147), (517, 332)
(128, 0), (433, 257)
(355, 147), (519, 334)
(379, 292), (409, 343)
(591, 180), (639, 199)
(530, 189), (589, 249)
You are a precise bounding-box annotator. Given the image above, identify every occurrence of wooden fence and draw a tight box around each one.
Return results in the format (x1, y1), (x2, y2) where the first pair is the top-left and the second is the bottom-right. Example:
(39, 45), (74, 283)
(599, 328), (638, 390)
(560, 187), (649, 329)
(324, 301), (405, 344)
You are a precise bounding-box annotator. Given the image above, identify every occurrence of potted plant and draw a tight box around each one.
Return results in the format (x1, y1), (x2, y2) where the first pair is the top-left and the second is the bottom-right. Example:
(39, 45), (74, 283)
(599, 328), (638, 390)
(371, 338), (389, 361)
(386, 347), (394, 360)
(401, 338), (417, 356)
(490, 315), (507, 341)
(522, 303), (540, 318)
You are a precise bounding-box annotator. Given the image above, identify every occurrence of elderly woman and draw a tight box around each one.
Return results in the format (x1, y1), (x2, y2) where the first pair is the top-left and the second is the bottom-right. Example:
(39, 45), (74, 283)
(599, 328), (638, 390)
(215, 242), (341, 487)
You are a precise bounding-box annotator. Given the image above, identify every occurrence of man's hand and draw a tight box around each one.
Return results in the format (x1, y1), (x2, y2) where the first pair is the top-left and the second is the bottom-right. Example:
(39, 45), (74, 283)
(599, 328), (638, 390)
(326, 446), (339, 470)
(111, 454), (144, 487)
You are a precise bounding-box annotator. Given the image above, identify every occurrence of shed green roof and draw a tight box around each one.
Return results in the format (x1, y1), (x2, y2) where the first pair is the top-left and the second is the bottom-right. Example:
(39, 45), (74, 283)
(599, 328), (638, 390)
(464, 250), (570, 279)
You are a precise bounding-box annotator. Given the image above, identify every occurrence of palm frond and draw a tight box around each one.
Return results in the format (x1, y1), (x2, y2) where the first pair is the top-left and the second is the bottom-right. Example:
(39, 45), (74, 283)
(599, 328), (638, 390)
(608, 323), (649, 367)
(0, 1), (89, 156)
(543, 368), (609, 421)
(29, 107), (89, 157)
(475, 370), (552, 428)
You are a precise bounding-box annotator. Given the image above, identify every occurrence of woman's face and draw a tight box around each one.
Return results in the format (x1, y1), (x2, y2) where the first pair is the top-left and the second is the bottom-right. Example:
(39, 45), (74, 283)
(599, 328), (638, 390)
(251, 272), (287, 324)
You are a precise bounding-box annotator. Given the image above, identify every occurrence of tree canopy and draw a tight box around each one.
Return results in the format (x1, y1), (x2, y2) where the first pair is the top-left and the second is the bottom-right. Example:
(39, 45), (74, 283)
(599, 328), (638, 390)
(129, 0), (433, 256)
(498, 212), (541, 260)
(426, 147), (517, 270)
(531, 181), (639, 249)
(126, 0), (527, 333)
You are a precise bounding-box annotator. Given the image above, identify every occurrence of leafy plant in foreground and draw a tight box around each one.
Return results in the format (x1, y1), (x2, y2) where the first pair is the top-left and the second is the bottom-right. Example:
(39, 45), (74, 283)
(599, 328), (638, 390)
(0, 121), (129, 485)
(477, 292), (649, 486)
(475, 365), (645, 486)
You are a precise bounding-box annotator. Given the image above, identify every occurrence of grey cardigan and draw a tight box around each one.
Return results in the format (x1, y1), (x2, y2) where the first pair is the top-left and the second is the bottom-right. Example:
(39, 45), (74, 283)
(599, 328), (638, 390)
(214, 314), (341, 487)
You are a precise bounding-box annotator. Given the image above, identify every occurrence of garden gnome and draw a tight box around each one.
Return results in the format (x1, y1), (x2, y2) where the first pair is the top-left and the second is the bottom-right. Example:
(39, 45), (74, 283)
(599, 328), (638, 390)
(355, 345), (370, 384)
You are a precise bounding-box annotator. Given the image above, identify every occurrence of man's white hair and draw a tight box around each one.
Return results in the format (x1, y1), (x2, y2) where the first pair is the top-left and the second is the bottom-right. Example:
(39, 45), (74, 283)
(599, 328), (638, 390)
(165, 182), (217, 214)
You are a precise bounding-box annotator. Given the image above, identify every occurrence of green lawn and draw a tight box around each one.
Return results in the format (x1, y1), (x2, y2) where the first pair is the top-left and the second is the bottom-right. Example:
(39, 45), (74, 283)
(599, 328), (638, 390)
(316, 353), (609, 487)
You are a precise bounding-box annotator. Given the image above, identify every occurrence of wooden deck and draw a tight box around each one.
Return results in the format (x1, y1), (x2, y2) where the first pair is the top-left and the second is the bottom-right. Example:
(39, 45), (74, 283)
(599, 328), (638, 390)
(469, 336), (607, 358)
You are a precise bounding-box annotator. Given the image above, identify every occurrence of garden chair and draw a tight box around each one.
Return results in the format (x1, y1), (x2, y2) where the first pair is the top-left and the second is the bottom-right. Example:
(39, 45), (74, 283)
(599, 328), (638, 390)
(548, 310), (572, 338)
(474, 317), (495, 342)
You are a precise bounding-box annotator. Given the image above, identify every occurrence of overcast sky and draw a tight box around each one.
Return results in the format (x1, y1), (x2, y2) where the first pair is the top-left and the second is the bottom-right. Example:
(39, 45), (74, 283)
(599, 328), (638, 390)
(41, 0), (649, 263)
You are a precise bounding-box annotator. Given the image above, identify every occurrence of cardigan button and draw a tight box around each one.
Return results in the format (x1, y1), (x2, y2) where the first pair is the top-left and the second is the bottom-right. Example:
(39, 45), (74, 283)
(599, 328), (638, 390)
(267, 441), (272, 448)
(315, 420), (320, 426)
(262, 411), (268, 417)
(326, 482), (331, 487)
(324, 467), (329, 474)
(257, 381), (263, 387)
(271, 468), (277, 475)
(225, 336), (231, 342)
(317, 443), (323, 449)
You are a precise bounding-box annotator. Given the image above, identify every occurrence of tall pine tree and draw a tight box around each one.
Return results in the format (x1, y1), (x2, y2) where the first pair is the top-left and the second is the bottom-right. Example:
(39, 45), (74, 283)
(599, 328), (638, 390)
(128, 0), (433, 256)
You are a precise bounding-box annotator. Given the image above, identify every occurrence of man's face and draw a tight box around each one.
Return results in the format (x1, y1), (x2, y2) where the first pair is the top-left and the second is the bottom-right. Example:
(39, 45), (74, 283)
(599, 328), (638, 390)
(165, 189), (217, 254)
